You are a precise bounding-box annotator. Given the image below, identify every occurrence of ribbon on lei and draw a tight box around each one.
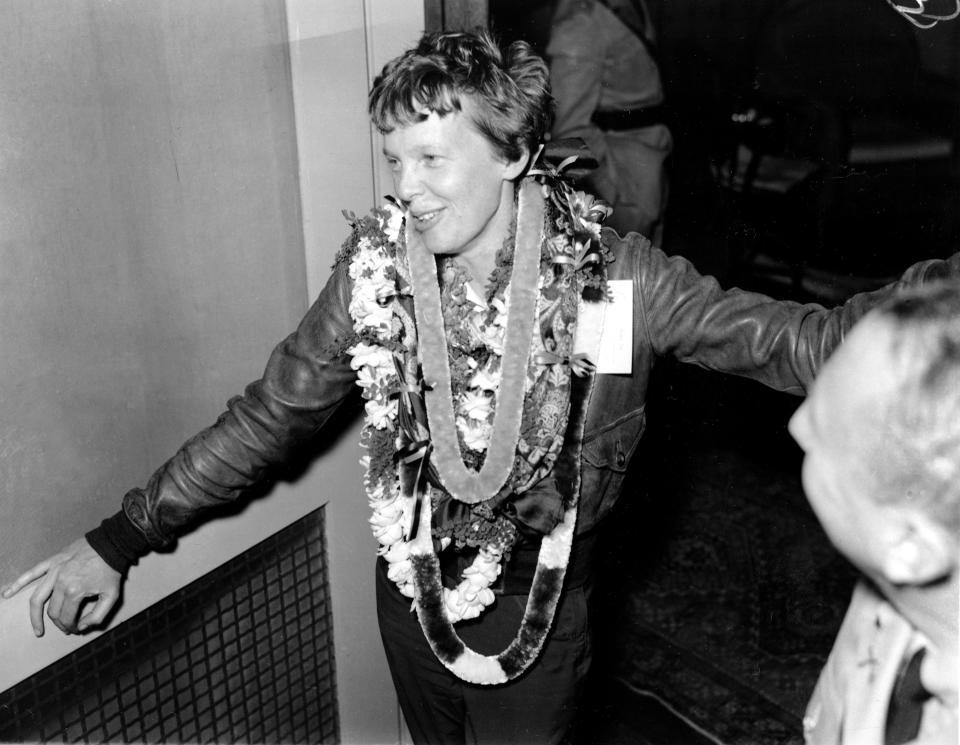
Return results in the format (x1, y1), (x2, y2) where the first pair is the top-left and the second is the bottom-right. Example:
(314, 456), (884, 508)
(528, 138), (599, 182)
(548, 237), (603, 273)
(392, 355), (438, 541)
(534, 350), (597, 377)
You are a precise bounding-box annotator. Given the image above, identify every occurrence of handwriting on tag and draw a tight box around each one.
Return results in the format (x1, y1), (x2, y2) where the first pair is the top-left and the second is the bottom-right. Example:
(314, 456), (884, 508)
(573, 280), (632, 374)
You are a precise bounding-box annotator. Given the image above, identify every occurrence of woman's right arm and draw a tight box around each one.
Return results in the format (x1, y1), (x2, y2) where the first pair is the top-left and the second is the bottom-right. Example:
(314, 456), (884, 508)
(118, 257), (359, 552)
(1, 257), (359, 634)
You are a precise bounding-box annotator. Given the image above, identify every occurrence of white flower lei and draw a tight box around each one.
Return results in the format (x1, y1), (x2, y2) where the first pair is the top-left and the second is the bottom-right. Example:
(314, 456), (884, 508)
(343, 169), (611, 684)
(343, 154), (613, 691)
(345, 202), (506, 622)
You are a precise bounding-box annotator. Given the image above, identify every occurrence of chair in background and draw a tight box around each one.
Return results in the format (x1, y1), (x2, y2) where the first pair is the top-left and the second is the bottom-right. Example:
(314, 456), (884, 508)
(715, 0), (959, 302)
(713, 94), (833, 298)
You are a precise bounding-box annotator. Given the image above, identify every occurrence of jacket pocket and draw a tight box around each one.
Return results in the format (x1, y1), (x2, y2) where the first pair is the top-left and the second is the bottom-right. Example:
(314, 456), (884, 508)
(582, 406), (646, 471)
(578, 406), (646, 529)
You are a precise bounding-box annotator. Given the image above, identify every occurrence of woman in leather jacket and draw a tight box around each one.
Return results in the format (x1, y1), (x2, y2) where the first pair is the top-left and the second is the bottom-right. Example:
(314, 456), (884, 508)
(4, 29), (958, 745)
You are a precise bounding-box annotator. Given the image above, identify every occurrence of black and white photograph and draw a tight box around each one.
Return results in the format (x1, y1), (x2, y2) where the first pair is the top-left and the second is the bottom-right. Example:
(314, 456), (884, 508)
(0, 2), (957, 743)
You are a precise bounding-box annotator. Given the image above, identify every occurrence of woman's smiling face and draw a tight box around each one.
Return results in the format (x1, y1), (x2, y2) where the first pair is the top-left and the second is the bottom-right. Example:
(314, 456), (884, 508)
(382, 99), (527, 271)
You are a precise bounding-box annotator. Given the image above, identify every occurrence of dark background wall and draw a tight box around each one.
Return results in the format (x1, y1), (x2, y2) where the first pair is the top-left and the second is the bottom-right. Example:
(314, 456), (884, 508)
(490, 0), (960, 283)
(485, 4), (959, 740)
(490, 0), (960, 127)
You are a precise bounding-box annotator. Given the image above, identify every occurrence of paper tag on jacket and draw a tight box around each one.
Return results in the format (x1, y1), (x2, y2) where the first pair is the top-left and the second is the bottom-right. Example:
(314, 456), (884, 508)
(573, 280), (632, 374)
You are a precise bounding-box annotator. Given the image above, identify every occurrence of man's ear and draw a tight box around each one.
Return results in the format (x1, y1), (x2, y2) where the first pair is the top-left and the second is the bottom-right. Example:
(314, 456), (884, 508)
(881, 508), (956, 585)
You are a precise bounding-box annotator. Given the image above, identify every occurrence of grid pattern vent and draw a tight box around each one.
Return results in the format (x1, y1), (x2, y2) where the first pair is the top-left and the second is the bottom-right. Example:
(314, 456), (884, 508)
(0, 507), (338, 744)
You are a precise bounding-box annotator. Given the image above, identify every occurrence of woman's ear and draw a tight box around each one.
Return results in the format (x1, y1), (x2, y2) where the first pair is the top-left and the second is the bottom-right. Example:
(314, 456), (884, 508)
(503, 147), (531, 182)
(881, 509), (956, 585)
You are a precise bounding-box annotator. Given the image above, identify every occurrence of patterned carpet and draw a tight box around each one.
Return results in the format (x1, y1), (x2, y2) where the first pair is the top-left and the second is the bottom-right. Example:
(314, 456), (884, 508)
(578, 361), (858, 745)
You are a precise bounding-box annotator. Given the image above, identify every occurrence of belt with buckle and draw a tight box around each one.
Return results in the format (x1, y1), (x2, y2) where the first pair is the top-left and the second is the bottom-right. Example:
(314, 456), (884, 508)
(592, 104), (668, 131)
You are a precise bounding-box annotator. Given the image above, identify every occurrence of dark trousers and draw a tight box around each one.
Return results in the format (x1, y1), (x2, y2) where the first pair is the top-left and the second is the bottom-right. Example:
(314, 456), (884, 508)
(375, 558), (593, 745)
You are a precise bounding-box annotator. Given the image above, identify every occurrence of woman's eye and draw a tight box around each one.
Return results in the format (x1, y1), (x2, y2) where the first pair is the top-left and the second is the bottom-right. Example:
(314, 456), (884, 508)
(386, 158), (401, 171)
(423, 154), (441, 165)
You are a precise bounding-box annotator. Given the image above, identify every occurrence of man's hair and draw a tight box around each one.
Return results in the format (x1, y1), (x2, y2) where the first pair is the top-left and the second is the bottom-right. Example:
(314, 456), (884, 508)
(865, 280), (960, 531)
(368, 29), (554, 164)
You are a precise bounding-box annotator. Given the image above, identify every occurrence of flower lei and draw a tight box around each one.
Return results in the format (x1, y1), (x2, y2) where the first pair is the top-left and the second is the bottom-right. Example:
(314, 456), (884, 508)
(344, 148), (611, 683)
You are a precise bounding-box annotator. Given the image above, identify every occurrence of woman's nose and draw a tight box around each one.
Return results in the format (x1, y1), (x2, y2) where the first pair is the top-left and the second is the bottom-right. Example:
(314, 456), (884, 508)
(393, 163), (421, 202)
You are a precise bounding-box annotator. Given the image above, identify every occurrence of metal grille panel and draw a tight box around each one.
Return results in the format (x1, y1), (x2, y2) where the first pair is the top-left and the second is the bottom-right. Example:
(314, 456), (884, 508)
(0, 508), (338, 744)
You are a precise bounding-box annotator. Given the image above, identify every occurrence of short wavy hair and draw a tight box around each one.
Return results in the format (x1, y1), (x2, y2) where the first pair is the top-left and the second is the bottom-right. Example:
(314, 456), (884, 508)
(861, 280), (960, 531)
(368, 29), (554, 165)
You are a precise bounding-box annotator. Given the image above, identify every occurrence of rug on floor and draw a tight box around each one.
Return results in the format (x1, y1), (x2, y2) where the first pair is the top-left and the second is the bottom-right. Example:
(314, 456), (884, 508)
(586, 364), (859, 744)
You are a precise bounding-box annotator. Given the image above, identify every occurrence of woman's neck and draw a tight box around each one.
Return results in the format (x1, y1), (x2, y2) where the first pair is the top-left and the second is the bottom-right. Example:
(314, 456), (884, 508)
(454, 182), (518, 296)
(457, 253), (498, 298)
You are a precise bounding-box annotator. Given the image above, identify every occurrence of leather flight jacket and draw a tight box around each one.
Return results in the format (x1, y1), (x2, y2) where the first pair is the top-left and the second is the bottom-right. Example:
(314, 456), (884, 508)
(90, 230), (960, 570)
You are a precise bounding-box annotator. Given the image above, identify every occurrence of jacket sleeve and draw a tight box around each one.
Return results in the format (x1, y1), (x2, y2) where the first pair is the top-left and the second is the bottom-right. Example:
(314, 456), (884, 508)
(632, 236), (960, 394)
(101, 258), (360, 559)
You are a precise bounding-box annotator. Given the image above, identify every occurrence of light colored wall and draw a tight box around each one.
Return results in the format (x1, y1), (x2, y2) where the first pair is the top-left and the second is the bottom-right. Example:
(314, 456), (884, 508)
(0, 2), (423, 743)
(0, 0), (306, 680)
(0, 0), (306, 584)
(285, 1), (423, 742)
